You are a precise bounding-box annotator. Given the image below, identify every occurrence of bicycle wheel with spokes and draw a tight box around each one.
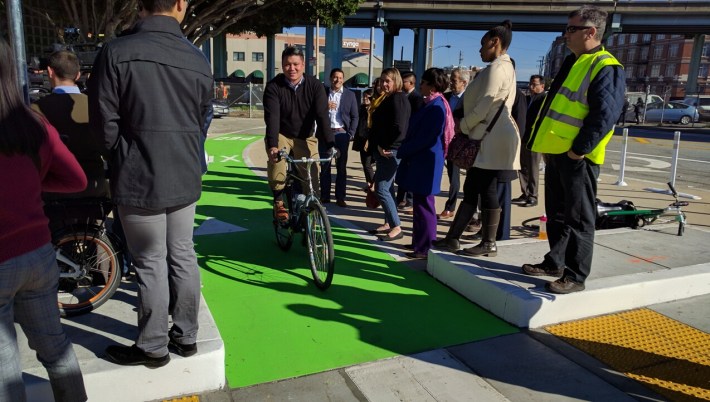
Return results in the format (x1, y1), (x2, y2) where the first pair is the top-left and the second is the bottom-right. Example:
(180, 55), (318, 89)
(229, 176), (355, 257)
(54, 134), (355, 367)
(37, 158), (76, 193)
(304, 201), (334, 289)
(55, 228), (121, 317)
(274, 190), (293, 251)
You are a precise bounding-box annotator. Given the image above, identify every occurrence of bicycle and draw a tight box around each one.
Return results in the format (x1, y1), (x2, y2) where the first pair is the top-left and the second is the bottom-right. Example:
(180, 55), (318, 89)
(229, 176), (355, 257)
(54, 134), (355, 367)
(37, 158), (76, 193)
(45, 197), (123, 317)
(597, 182), (689, 236)
(273, 148), (337, 290)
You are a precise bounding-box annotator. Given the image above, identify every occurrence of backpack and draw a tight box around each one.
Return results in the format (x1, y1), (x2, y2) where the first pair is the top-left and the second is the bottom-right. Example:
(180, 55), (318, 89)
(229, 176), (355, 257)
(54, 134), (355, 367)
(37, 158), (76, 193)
(595, 199), (639, 230)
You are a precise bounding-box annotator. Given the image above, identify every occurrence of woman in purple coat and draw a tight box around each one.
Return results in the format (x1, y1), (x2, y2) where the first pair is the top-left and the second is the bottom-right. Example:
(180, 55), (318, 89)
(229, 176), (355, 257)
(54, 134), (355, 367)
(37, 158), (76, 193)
(396, 68), (454, 259)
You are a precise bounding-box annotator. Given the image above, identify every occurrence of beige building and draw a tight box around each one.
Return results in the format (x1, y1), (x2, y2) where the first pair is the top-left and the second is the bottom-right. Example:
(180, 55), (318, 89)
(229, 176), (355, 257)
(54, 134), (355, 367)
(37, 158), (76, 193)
(225, 32), (382, 84)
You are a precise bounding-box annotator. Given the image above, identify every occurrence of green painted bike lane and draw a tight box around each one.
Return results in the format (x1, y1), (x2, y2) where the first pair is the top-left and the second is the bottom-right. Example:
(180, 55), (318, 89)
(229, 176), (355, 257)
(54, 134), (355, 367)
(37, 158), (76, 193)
(196, 133), (518, 388)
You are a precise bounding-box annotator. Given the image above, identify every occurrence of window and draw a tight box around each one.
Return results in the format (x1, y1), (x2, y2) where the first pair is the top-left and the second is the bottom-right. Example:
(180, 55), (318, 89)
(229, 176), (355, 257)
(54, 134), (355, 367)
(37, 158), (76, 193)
(232, 52), (245, 61)
(699, 64), (709, 78)
(653, 45), (664, 59)
(627, 66), (634, 79)
(252, 52), (264, 62)
(617, 49), (625, 63)
(640, 47), (649, 60)
(618, 35), (626, 45)
(628, 48), (637, 62)
(630, 34), (638, 44)
(665, 63), (676, 77)
(608, 36), (615, 46)
(643, 34), (652, 42)
(656, 34), (666, 40)
(668, 44), (679, 58)
(702, 44), (710, 58)
(651, 64), (661, 77)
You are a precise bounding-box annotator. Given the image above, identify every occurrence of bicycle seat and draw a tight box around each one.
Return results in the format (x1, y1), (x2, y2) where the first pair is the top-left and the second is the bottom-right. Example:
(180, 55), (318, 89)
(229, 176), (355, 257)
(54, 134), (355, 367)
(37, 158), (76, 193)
(673, 201), (689, 207)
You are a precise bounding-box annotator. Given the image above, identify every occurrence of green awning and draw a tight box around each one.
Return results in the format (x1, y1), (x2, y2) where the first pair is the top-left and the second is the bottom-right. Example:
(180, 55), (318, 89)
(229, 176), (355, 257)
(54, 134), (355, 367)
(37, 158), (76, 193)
(232, 69), (245, 78)
(251, 70), (264, 79)
(352, 72), (369, 86)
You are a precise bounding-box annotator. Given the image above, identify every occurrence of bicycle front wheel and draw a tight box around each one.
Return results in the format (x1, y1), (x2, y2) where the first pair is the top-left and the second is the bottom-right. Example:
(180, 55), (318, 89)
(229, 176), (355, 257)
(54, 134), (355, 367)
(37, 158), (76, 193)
(55, 229), (121, 317)
(304, 201), (334, 289)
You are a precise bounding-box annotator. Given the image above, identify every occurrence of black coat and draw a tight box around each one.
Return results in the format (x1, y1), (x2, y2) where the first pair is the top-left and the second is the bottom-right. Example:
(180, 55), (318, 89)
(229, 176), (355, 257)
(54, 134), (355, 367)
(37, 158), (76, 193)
(370, 92), (411, 150)
(88, 15), (213, 209)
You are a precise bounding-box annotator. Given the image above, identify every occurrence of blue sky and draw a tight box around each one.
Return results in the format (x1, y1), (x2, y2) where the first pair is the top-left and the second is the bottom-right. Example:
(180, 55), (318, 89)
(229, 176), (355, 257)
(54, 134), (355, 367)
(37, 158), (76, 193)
(285, 27), (562, 81)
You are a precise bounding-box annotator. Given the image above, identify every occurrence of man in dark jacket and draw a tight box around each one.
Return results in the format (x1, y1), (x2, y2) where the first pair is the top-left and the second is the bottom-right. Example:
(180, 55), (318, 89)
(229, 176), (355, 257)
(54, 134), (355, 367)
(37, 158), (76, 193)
(319, 68), (358, 207)
(513, 74), (546, 208)
(440, 68), (469, 220)
(89, 0), (213, 367)
(523, 6), (625, 294)
(396, 71), (422, 211)
(264, 46), (333, 221)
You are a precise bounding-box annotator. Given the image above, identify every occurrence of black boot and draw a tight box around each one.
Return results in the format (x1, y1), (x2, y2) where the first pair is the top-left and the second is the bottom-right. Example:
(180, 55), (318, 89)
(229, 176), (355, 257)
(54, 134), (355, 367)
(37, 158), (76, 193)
(432, 203), (476, 252)
(460, 208), (501, 257)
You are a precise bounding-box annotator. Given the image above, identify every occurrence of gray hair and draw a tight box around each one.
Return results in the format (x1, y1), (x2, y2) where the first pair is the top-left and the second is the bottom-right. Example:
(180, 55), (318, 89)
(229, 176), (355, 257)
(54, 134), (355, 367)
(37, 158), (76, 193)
(451, 68), (470, 85)
(569, 6), (607, 41)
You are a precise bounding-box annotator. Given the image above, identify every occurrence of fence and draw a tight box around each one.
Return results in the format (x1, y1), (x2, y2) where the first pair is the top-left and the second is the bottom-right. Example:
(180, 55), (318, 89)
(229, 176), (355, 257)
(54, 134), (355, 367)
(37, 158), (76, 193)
(214, 83), (265, 118)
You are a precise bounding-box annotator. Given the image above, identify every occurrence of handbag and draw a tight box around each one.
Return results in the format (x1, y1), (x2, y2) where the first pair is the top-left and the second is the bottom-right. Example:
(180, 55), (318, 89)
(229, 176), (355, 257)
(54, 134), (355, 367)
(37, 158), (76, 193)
(365, 187), (380, 209)
(447, 95), (509, 169)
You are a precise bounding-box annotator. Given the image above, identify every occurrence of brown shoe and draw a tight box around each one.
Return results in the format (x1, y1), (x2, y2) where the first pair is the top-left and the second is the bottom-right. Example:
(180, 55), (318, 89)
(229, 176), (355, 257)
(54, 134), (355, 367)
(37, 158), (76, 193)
(438, 210), (455, 219)
(336, 200), (348, 208)
(522, 262), (564, 277)
(546, 277), (585, 294)
(273, 201), (289, 222)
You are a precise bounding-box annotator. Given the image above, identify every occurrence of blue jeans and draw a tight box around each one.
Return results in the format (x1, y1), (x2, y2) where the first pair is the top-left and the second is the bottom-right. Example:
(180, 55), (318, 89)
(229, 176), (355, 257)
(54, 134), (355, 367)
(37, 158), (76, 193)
(374, 150), (401, 227)
(319, 132), (350, 202)
(0, 244), (87, 402)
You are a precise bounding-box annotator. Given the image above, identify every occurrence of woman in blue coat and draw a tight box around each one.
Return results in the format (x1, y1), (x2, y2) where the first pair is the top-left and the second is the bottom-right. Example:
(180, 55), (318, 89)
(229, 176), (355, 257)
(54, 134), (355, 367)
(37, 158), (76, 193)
(396, 68), (454, 259)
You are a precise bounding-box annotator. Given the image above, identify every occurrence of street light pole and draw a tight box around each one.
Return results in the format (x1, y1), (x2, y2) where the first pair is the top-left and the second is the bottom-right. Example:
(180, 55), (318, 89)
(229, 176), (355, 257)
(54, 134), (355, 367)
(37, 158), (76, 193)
(427, 44), (451, 69)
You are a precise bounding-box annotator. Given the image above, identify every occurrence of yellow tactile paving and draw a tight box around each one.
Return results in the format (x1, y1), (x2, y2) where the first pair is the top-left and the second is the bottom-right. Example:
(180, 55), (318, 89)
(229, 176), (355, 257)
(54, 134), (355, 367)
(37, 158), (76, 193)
(162, 397), (199, 402)
(546, 309), (710, 401)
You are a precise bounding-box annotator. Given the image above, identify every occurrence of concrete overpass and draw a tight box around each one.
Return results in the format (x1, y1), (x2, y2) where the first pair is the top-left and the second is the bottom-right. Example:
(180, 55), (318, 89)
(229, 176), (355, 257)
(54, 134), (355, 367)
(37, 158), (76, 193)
(345, 1), (710, 34)
(330, 0), (710, 93)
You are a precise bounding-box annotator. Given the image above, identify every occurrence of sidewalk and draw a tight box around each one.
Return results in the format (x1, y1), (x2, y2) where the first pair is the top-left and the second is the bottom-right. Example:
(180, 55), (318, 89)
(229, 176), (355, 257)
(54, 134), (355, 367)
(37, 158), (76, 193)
(197, 118), (710, 401)
(19, 117), (709, 402)
(201, 120), (710, 402)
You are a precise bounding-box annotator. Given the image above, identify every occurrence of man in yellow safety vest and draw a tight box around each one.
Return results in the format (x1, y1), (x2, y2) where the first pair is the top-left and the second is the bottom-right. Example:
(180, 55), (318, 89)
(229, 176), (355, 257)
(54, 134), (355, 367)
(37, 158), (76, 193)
(521, 5), (625, 294)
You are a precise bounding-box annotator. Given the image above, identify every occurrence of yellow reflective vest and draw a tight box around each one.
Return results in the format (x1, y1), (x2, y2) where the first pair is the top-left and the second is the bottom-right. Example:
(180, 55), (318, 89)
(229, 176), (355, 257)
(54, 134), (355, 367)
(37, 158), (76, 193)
(530, 48), (622, 164)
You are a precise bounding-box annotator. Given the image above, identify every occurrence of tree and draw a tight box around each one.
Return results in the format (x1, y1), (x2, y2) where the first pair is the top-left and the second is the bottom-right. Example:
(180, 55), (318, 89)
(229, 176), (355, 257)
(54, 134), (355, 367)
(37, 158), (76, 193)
(16, 0), (362, 45)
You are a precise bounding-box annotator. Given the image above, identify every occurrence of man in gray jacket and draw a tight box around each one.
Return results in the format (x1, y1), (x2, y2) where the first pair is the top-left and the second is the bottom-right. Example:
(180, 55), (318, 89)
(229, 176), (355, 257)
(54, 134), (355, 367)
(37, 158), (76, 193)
(89, 0), (213, 367)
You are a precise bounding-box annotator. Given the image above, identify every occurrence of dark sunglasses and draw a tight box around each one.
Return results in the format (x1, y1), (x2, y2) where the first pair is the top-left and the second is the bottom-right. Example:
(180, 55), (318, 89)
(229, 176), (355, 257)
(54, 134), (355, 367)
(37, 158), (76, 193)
(565, 25), (595, 34)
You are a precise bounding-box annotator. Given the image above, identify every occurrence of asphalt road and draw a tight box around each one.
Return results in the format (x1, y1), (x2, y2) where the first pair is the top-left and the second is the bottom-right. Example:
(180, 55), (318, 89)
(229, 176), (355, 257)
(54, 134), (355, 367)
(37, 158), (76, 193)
(603, 125), (710, 193)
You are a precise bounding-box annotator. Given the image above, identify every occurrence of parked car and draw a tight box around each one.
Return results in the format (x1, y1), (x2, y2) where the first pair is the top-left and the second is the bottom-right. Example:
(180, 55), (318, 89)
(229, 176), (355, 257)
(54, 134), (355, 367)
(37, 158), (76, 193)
(211, 99), (229, 118)
(683, 95), (710, 121)
(643, 101), (700, 125)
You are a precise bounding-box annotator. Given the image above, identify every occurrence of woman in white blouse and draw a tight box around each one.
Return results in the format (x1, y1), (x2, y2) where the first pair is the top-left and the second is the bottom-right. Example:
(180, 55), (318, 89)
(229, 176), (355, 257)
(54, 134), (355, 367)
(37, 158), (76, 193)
(434, 20), (521, 257)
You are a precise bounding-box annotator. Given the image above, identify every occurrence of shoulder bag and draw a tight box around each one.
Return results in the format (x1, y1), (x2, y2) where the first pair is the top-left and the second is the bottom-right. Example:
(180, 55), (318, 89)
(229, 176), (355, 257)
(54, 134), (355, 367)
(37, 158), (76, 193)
(447, 95), (509, 169)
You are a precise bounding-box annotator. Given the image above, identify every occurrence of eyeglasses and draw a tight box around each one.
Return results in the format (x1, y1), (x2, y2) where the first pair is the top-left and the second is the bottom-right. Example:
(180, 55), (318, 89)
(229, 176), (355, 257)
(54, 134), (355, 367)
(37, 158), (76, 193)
(565, 25), (595, 34)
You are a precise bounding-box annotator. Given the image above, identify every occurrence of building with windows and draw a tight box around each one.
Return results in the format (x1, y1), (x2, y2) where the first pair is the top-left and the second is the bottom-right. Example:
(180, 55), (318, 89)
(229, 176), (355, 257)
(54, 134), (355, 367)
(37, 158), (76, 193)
(224, 32), (381, 84)
(544, 34), (709, 99)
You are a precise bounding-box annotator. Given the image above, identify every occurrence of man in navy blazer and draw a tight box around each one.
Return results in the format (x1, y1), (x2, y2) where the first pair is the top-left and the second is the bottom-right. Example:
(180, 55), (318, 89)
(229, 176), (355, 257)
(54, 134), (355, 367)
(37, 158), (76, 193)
(320, 68), (359, 207)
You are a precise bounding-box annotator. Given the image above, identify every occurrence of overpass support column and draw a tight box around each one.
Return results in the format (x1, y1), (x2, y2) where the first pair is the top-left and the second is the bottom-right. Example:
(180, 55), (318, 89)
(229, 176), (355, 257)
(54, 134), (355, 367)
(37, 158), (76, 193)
(413, 28), (427, 83)
(266, 34), (276, 82)
(325, 24), (343, 80)
(382, 31), (395, 69)
(305, 26), (315, 77)
(685, 34), (705, 95)
(212, 33), (227, 78)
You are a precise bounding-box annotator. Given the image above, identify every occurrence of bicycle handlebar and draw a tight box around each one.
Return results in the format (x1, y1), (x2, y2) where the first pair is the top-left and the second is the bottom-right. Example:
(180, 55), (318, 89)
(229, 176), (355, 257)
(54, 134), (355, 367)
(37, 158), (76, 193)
(277, 148), (338, 164)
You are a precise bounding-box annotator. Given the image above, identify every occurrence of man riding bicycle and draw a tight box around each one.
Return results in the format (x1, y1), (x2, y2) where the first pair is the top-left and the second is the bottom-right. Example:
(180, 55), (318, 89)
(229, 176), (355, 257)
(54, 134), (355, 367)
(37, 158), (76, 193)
(263, 46), (334, 221)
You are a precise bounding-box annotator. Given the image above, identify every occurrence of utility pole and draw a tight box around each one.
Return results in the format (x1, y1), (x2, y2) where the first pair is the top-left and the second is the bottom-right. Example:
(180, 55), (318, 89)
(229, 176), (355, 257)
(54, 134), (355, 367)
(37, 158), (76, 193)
(458, 50), (464, 67)
(537, 56), (544, 76)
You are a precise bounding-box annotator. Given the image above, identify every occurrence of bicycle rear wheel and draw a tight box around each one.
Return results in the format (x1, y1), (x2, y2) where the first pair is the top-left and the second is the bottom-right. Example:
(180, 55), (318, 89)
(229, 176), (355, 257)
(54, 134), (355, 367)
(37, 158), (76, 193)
(304, 201), (334, 289)
(274, 190), (294, 251)
(55, 228), (121, 317)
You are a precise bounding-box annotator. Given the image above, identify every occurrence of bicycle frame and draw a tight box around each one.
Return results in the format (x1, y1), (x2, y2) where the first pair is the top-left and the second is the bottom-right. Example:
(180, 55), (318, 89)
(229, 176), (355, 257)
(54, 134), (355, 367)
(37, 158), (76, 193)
(279, 148), (337, 211)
